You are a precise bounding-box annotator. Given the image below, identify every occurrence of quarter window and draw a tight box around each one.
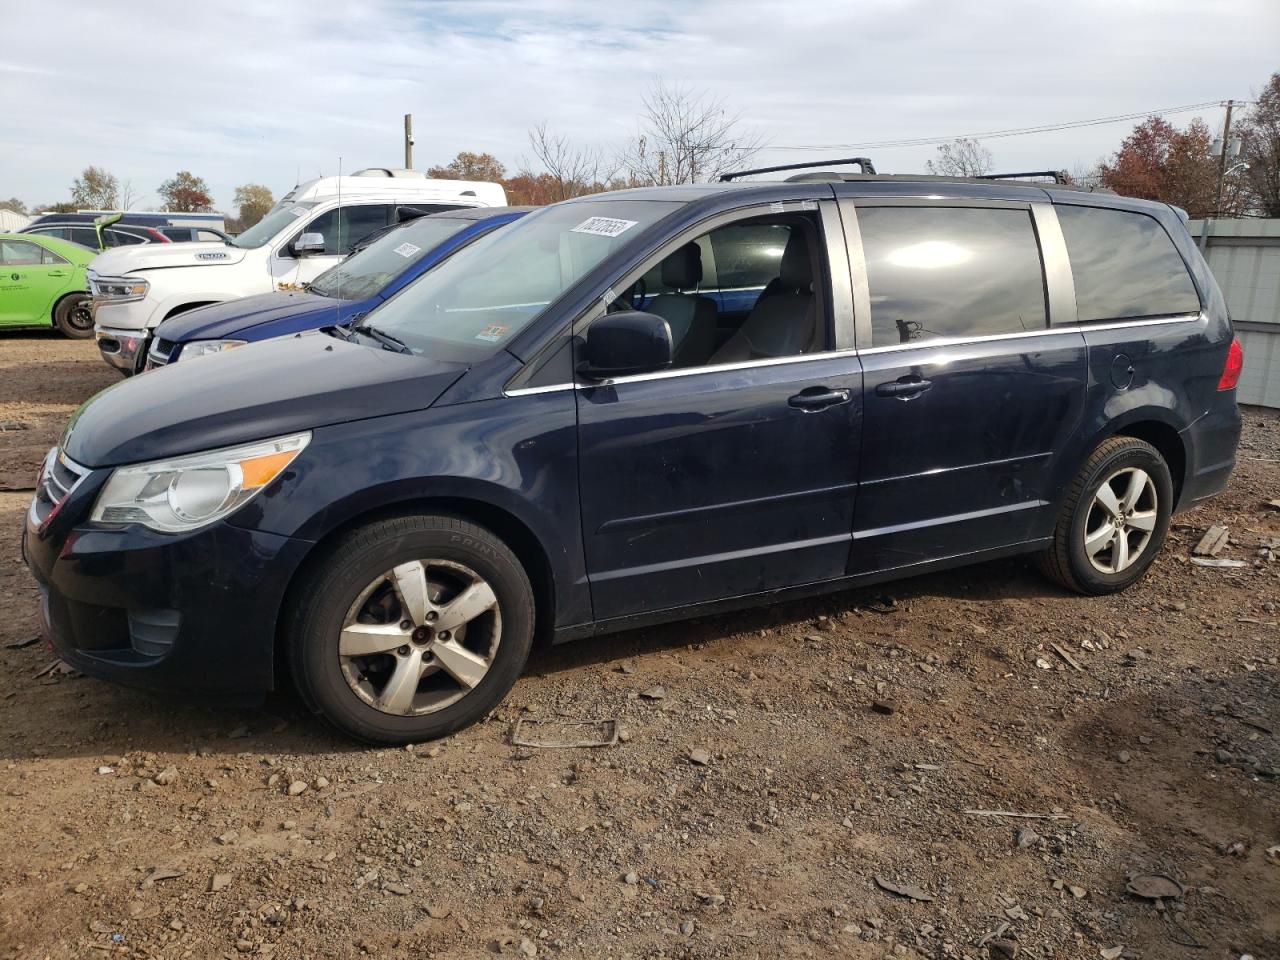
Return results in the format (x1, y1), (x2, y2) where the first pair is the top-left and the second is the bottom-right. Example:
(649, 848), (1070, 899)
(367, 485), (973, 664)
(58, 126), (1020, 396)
(1056, 205), (1200, 322)
(857, 206), (1048, 347)
(0, 239), (45, 265)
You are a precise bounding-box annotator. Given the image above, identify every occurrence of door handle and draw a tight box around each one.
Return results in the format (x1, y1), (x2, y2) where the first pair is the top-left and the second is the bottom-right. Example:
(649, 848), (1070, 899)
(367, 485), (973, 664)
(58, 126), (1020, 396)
(788, 387), (851, 411)
(875, 376), (933, 399)
(47, 270), (67, 277)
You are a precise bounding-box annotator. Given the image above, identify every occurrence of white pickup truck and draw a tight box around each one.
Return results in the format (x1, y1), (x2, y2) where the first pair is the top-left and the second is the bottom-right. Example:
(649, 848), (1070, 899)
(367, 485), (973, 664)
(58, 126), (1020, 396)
(89, 168), (507, 374)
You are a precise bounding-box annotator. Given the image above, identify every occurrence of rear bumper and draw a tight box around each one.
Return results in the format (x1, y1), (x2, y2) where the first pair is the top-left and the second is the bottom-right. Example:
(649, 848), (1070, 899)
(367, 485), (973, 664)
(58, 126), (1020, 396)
(1177, 400), (1242, 511)
(22, 490), (312, 695)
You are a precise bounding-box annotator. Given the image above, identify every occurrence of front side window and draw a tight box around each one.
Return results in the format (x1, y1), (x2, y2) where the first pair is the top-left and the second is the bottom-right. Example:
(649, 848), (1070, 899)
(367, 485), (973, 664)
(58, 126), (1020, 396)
(231, 201), (318, 249)
(1056, 205), (1200, 322)
(858, 206), (1048, 347)
(295, 204), (392, 257)
(365, 199), (679, 361)
(309, 216), (475, 300)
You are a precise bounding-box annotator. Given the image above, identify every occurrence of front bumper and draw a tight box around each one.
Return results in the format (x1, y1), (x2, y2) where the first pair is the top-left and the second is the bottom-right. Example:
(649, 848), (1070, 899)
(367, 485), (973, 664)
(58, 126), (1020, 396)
(22, 467), (313, 695)
(95, 325), (149, 375)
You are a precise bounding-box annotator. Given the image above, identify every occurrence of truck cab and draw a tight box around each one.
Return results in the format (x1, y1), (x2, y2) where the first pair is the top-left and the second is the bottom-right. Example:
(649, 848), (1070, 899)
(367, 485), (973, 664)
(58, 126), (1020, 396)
(89, 169), (507, 374)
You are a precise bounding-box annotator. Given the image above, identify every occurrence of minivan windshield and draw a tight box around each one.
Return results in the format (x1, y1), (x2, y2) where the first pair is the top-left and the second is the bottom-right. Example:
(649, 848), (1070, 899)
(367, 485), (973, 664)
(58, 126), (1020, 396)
(361, 199), (678, 360)
(309, 216), (475, 300)
(230, 202), (318, 249)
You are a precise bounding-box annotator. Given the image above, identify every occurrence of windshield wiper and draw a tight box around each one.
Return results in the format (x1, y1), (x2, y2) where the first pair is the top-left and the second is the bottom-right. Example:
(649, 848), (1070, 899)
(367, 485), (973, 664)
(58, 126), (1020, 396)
(352, 322), (413, 355)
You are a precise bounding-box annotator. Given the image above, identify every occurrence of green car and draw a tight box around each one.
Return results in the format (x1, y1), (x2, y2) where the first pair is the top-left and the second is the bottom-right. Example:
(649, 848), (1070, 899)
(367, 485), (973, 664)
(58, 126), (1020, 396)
(0, 232), (95, 338)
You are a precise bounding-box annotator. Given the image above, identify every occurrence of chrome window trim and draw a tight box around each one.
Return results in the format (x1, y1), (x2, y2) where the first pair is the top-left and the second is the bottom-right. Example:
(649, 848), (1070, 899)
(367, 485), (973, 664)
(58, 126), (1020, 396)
(502, 313), (1205, 394)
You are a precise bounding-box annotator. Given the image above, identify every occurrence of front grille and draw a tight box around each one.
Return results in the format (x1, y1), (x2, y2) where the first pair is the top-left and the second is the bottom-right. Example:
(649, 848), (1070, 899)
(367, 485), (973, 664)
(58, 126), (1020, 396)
(147, 337), (175, 369)
(30, 447), (88, 525)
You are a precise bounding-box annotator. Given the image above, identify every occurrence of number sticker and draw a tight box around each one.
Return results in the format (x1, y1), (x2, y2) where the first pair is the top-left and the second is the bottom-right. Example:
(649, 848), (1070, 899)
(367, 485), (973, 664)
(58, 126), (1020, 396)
(392, 242), (421, 258)
(475, 324), (511, 342)
(571, 217), (638, 238)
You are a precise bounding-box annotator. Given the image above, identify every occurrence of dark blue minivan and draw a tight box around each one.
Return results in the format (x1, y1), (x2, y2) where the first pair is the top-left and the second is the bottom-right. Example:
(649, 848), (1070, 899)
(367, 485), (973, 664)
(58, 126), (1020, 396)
(144, 206), (529, 368)
(23, 164), (1243, 743)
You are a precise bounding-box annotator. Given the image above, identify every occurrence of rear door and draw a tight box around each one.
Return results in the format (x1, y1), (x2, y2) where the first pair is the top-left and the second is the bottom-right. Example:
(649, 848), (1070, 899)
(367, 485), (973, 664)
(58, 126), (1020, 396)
(840, 196), (1087, 574)
(575, 200), (864, 620)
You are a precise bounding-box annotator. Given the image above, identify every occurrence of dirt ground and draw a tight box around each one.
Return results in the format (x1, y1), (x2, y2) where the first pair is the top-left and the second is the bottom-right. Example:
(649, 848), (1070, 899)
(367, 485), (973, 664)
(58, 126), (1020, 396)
(0, 331), (1276, 960)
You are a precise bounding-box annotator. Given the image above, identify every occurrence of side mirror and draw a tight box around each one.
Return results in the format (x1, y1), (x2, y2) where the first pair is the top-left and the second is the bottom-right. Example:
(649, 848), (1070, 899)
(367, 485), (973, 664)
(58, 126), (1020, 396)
(293, 232), (326, 257)
(580, 310), (672, 379)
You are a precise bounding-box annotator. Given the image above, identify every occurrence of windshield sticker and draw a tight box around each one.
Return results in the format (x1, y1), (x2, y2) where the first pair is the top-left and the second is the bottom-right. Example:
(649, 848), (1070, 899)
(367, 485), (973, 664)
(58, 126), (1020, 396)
(475, 323), (511, 343)
(601, 287), (618, 306)
(289, 206), (309, 218)
(770, 201), (785, 214)
(801, 199), (818, 210)
(392, 242), (421, 258)
(571, 216), (638, 239)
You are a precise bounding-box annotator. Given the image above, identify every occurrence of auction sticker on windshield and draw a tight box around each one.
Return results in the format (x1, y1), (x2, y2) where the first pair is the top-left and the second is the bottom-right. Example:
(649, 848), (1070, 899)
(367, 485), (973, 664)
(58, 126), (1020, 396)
(475, 323), (510, 342)
(392, 242), (421, 258)
(571, 217), (637, 238)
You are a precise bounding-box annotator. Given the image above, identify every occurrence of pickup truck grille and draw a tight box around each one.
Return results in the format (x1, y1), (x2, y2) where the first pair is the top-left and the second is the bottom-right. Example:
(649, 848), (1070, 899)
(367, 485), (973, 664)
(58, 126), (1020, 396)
(30, 447), (88, 526)
(146, 338), (176, 370)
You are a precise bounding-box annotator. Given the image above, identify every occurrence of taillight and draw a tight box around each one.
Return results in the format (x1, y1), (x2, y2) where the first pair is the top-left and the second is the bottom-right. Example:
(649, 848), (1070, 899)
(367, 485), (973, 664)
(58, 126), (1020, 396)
(1217, 337), (1243, 391)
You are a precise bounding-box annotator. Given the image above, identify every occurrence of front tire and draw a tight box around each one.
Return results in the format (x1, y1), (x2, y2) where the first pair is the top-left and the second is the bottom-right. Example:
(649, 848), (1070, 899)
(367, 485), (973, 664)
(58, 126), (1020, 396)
(53, 294), (94, 339)
(286, 515), (535, 744)
(1038, 437), (1172, 595)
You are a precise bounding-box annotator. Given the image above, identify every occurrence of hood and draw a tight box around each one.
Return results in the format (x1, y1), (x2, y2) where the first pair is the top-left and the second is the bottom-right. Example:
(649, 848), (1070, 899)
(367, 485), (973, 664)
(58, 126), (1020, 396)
(91, 241), (248, 275)
(62, 332), (467, 468)
(157, 291), (341, 342)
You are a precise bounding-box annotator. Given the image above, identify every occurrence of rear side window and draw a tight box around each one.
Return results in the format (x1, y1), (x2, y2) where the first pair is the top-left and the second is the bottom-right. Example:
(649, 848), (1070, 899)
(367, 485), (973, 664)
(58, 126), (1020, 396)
(857, 206), (1047, 347)
(1056, 206), (1200, 322)
(105, 229), (145, 246)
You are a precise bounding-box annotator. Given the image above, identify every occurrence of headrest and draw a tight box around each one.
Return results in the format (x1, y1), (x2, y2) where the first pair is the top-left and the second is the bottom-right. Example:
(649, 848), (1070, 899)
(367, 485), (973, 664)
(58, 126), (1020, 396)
(661, 243), (702, 289)
(778, 230), (812, 289)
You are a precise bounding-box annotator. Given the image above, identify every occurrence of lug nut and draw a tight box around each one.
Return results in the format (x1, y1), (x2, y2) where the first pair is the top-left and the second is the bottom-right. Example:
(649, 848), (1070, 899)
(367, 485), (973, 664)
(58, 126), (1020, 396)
(438, 631), (450, 641)
(426, 611), (438, 622)
(398, 645), (410, 655)
(400, 620), (412, 630)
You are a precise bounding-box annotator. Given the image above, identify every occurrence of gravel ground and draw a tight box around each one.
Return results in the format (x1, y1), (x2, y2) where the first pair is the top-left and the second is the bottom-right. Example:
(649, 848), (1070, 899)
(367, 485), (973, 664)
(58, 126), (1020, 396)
(0, 333), (1276, 960)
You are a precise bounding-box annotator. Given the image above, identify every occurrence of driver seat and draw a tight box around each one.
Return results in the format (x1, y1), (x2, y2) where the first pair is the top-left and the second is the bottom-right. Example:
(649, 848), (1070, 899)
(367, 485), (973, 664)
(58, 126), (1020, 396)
(647, 244), (717, 368)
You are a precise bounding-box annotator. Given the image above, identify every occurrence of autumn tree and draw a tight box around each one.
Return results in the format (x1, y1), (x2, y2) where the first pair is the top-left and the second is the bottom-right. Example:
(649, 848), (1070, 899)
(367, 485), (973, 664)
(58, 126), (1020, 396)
(618, 81), (764, 185)
(926, 138), (993, 177)
(427, 151), (507, 182)
(0, 197), (26, 214)
(1236, 72), (1280, 216)
(1099, 117), (1223, 217)
(158, 171), (214, 212)
(71, 166), (119, 209)
(233, 183), (275, 229)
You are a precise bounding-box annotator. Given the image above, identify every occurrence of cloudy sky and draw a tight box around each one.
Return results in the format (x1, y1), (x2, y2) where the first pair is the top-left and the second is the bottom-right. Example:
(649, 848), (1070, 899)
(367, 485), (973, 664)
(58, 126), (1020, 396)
(2, 0), (1277, 212)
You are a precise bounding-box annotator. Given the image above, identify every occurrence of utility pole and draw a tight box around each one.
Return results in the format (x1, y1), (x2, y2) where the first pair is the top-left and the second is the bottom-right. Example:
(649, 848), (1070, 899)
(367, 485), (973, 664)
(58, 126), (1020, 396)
(1214, 99), (1235, 218)
(404, 114), (414, 170)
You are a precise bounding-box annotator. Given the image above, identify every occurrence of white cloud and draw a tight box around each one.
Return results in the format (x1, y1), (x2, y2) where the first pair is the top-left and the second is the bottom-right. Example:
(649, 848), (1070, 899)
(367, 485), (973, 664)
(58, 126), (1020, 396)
(0, 0), (1275, 209)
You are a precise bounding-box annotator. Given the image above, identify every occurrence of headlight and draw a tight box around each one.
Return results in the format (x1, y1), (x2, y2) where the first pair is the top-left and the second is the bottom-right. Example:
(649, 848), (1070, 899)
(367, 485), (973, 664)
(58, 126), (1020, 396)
(179, 339), (248, 361)
(91, 274), (150, 301)
(90, 432), (310, 533)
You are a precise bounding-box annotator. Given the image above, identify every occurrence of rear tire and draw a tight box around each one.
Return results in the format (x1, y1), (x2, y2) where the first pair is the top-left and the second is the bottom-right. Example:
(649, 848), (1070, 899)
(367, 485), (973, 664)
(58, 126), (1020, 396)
(1037, 437), (1172, 595)
(286, 514), (535, 744)
(53, 294), (94, 339)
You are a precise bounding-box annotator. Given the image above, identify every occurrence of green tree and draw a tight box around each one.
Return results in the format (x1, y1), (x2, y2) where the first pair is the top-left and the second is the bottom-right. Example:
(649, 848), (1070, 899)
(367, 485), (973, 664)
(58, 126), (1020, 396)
(158, 171), (214, 212)
(233, 183), (275, 230)
(0, 197), (27, 215)
(427, 151), (506, 182)
(70, 165), (119, 209)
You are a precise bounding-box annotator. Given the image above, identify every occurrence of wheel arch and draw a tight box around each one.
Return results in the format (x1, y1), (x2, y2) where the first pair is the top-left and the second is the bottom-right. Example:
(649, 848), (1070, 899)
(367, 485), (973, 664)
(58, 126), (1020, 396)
(49, 289), (89, 324)
(1111, 418), (1187, 507)
(274, 494), (558, 689)
(163, 300), (218, 322)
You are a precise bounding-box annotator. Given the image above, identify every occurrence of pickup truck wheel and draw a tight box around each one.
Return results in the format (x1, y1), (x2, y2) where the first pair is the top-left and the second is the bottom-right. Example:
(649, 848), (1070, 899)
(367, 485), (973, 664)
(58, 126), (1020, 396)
(53, 294), (94, 339)
(286, 515), (534, 744)
(1037, 437), (1172, 595)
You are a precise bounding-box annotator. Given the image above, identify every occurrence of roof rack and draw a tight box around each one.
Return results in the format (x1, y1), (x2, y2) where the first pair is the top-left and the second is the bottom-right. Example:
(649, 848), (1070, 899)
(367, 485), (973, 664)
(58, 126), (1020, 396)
(975, 170), (1070, 184)
(719, 157), (876, 182)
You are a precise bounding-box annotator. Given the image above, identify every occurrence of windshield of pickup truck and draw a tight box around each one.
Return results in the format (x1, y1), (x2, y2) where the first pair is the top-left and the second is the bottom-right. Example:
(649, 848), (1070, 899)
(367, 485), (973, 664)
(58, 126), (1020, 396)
(360, 199), (677, 360)
(230, 202), (318, 249)
(309, 216), (474, 300)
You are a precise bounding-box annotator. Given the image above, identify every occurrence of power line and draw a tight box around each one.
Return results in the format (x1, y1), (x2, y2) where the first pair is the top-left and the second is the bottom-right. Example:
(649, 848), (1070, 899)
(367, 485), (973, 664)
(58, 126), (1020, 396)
(771, 100), (1228, 151)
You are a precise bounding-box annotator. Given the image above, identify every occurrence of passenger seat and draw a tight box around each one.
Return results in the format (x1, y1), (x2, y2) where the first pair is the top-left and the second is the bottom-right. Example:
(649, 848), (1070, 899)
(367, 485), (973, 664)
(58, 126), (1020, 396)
(709, 230), (817, 364)
(647, 244), (717, 368)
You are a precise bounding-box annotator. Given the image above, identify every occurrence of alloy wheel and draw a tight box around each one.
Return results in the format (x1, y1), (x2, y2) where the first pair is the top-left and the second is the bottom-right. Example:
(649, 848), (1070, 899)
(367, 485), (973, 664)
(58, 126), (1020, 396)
(1083, 466), (1158, 575)
(338, 559), (501, 716)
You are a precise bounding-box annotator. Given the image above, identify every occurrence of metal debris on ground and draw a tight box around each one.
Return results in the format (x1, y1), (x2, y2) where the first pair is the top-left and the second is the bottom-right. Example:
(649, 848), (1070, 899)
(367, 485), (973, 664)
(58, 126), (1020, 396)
(33, 659), (76, 679)
(5, 635), (40, 649)
(1192, 524), (1229, 556)
(509, 718), (619, 749)
(873, 876), (935, 902)
(1049, 642), (1084, 671)
(1190, 557), (1247, 568)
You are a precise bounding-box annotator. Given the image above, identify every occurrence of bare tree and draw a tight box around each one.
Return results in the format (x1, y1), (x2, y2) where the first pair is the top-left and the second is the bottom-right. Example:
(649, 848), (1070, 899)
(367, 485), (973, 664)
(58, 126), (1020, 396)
(618, 81), (764, 186)
(524, 122), (614, 201)
(118, 179), (141, 210)
(925, 138), (993, 177)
